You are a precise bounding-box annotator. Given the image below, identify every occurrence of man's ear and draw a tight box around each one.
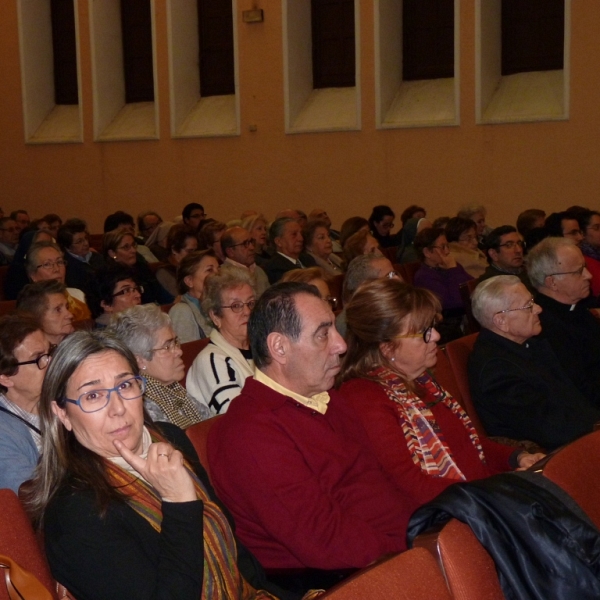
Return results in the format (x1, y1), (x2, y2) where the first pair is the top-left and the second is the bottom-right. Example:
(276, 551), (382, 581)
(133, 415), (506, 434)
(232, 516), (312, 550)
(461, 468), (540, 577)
(488, 248), (499, 264)
(266, 332), (289, 366)
(491, 312), (509, 333)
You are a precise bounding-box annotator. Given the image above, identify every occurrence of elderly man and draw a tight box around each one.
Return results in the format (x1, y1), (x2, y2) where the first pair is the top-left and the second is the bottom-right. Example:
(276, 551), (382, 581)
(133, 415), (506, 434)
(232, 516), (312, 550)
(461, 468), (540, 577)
(263, 217), (317, 283)
(477, 225), (533, 291)
(137, 210), (162, 243)
(527, 236), (600, 408)
(468, 275), (599, 450)
(221, 226), (269, 296)
(208, 282), (414, 581)
(0, 314), (51, 492)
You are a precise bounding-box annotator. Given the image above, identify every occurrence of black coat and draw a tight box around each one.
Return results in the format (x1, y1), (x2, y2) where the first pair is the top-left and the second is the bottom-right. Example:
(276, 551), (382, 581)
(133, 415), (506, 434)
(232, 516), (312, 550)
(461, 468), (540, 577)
(263, 252), (317, 284)
(468, 328), (599, 450)
(407, 472), (600, 600)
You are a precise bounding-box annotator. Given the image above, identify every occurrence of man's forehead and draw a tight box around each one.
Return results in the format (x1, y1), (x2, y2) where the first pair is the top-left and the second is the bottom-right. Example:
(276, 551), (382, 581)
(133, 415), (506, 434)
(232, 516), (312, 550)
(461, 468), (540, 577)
(556, 245), (582, 265)
(499, 232), (521, 244)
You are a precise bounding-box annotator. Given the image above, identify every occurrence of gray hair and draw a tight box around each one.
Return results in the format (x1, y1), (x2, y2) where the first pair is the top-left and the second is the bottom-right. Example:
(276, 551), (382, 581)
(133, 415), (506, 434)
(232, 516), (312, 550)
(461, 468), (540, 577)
(527, 236), (578, 290)
(107, 304), (171, 360)
(343, 254), (389, 303)
(269, 217), (295, 245)
(471, 275), (522, 329)
(457, 204), (487, 220)
(26, 241), (63, 275)
(201, 265), (255, 323)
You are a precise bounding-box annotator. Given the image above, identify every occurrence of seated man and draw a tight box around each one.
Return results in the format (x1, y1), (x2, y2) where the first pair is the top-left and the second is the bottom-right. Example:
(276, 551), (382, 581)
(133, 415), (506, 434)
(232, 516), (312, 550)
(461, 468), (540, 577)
(0, 217), (19, 264)
(477, 225), (533, 291)
(468, 275), (599, 450)
(544, 210), (584, 245)
(0, 314), (50, 492)
(527, 236), (600, 408)
(208, 282), (414, 574)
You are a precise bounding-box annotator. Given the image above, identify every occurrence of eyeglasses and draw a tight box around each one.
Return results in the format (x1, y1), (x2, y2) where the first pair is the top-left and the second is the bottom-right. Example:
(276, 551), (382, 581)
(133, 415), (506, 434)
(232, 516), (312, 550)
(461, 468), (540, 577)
(230, 239), (255, 249)
(117, 242), (138, 252)
(587, 224), (600, 232)
(70, 236), (89, 246)
(397, 322), (436, 343)
(459, 234), (477, 242)
(386, 271), (399, 279)
(497, 240), (525, 250)
(16, 353), (52, 370)
(430, 244), (450, 251)
(547, 265), (587, 278)
(0, 227), (17, 233)
(151, 337), (181, 354)
(112, 285), (144, 298)
(495, 297), (536, 315)
(222, 300), (256, 313)
(36, 259), (67, 271)
(64, 376), (146, 413)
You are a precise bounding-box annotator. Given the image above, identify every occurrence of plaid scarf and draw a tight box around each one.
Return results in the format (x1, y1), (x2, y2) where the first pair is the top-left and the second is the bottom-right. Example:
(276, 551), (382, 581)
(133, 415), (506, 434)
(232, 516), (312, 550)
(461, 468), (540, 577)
(370, 367), (485, 481)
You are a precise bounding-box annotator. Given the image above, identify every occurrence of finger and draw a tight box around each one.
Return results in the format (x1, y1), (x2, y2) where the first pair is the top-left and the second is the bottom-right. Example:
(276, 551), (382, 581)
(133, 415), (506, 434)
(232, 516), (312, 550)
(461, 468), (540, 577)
(114, 439), (147, 472)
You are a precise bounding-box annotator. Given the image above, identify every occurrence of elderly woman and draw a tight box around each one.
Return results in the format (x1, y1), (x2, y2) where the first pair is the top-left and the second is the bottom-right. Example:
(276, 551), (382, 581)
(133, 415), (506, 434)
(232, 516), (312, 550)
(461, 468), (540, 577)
(242, 213), (270, 266)
(198, 220), (227, 263)
(93, 265), (143, 328)
(155, 226), (198, 298)
(186, 267), (255, 415)
(342, 229), (382, 268)
(169, 250), (219, 343)
(445, 217), (489, 278)
(457, 203), (490, 245)
(109, 304), (210, 428)
(23, 330), (307, 600)
(337, 278), (544, 509)
(103, 228), (174, 305)
(304, 220), (343, 277)
(281, 267), (336, 310)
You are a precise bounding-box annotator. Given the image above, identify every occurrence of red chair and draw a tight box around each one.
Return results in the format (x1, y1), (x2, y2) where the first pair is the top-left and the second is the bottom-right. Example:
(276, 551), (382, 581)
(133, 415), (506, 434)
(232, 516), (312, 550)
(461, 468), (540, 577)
(434, 346), (464, 406)
(88, 233), (104, 253)
(327, 273), (344, 310)
(179, 338), (210, 384)
(397, 261), (421, 285)
(0, 266), (8, 301)
(459, 280), (481, 334)
(186, 416), (223, 478)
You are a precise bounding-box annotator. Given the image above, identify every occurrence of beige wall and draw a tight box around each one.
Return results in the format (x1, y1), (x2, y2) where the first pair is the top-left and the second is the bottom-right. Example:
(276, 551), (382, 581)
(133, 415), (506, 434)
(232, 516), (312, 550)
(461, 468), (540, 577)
(1, 1), (598, 233)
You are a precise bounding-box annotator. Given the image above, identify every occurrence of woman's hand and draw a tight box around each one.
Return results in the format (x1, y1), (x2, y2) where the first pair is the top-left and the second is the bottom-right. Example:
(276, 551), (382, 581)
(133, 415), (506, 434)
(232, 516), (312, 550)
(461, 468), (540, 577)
(516, 452), (546, 471)
(114, 439), (198, 503)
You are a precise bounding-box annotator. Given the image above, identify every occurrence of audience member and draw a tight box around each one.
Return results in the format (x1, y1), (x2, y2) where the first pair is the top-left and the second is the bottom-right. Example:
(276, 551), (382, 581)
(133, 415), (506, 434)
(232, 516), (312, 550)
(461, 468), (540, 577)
(155, 225), (198, 297)
(395, 217), (431, 264)
(469, 275), (600, 450)
(309, 208), (341, 250)
(242, 213), (270, 266)
(186, 268), (255, 416)
(575, 210), (600, 296)
(198, 220), (227, 263)
(104, 211), (158, 263)
(0, 217), (19, 264)
(339, 216), (369, 248)
(92, 265), (142, 328)
(445, 217), (488, 278)
(146, 221), (174, 263)
(10, 210), (30, 235)
(42, 214), (63, 239)
(137, 210), (162, 243)
(368, 205), (401, 248)
(304, 220), (343, 276)
(457, 204), (490, 244)
(544, 211), (584, 245)
(400, 205), (426, 227)
(342, 229), (382, 267)
(169, 250), (219, 342)
(281, 266), (334, 309)
(516, 209), (546, 238)
(182, 202), (207, 230)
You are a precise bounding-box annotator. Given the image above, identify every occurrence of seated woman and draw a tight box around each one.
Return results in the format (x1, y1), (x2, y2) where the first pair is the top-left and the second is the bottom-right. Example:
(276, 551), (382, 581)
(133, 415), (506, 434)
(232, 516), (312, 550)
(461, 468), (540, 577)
(186, 267), (255, 415)
(445, 217), (488, 278)
(24, 330), (307, 600)
(155, 225), (198, 297)
(109, 304), (210, 428)
(92, 265), (142, 328)
(103, 228), (174, 305)
(242, 213), (270, 266)
(337, 278), (544, 508)
(169, 250), (219, 343)
(16, 280), (75, 345)
(146, 221), (174, 263)
(281, 266), (337, 310)
(342, 229), (382, 268)
(304, 220), (343, 277)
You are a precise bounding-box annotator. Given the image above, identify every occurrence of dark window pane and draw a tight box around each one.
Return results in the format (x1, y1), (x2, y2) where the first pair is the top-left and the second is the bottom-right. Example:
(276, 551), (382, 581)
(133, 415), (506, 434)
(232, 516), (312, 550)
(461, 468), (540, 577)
(198, 0), (235, 96)
(403, 0), (454, 81)
(121, 0), (154, 103)
(51, 0), (78, 104)
(312, 0), (355, 89)
(502, 0), (564, 75)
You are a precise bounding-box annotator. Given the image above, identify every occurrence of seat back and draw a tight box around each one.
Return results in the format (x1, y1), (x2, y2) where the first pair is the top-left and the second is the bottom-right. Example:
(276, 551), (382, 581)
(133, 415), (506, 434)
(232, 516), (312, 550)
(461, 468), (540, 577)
(327, 273), (345, 310)
(444, 333), (486, 436)
(459, 280), (481, 334)
(540, 430), (600, 528)
(434, 347), (464, 406)
(0, 300), (16, 317)
(186, 416), (223, 478)
(397, 260), (421, 285)
(180, 338), (210, 384)
(0, 489), (58, 600)
(321, 548), (452, 599)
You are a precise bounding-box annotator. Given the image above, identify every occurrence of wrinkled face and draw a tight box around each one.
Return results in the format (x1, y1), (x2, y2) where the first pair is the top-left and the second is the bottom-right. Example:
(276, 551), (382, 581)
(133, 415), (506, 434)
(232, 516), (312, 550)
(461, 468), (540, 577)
(227, 229), (255, 267)
(142, 326), (184, 386)
(68, 231), (90, 258)
(457, 227), (478, 251)
(184, 255), (219, 298)
(141, 215), (161, 239)
(371, 257), (401, 280)
(424, 235), (450, 267)
(308, 227), (333, 259)
(186, 209), (206, 230)
(276, 222), (304, 258)
(212, 285), (254, 346)
(489, 232), (524, 271)
(584, 214), (600, 249)
(472, 212), (486, 236)
(546, 245), (592, 305)
(104, 278), (142, 314)
(53, 351), (145, 459)
(495, 283), (542, 345)
(111, 234), (137, 267)
(0, 219), (19, 246)
(250, 220), (268, 247)
(282, 293), (347, 397)
(561, 219), (584, 245)
(374, 215), (394, 237)
(30, 247), (66, 283)
(363, 234), (382, 256)
(42, 293), (75, 344)
(172, 236), (198, 264)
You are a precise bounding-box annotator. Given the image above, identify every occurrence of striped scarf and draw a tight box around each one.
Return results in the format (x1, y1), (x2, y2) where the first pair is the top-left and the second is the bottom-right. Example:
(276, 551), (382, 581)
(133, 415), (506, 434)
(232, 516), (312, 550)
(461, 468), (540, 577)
(371, 367), (485, 481)
(105, 431), (278, 600)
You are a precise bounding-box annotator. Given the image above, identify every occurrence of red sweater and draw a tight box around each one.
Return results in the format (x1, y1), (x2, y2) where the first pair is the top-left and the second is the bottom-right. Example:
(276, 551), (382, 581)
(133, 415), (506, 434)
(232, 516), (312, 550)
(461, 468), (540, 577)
(207, 377), (417, 570)
(339, 377), (515, 508)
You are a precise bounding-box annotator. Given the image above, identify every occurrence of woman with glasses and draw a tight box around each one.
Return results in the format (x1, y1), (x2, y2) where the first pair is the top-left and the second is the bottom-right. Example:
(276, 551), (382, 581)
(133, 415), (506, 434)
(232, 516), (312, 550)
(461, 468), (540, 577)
(445, 217), (489, 278)
(337, 278), (543, 509)
(92, 265), (143, 328)
(155, 225), (198, 298)
(23, 330), (307, 600)
(109, 304), (209, 428)
(103, 228), (174, 306)
(0, 313), (51, 492)
(186, 267), (255, 416)
(242, 214), (270, 266)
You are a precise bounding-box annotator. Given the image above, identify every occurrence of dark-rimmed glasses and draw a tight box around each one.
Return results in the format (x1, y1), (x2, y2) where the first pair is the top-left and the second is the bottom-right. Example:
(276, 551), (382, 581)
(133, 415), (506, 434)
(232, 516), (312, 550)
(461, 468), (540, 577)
(497, 240), (525, 250)
(112, 285), (144, 298)
(546, 265), (586, 278)
(495, 298), (535, 315)
(64, 376), (146, 413)
(229, 239), (255, 249)
(16, 353), (52, 370)
(397, 322), (436, 343)
(223, 300), (256, 313)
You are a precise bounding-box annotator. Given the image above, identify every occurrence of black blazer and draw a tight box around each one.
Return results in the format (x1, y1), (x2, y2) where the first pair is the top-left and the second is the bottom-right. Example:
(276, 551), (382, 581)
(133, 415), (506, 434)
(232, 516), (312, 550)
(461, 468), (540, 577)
(263, 252), (317, 284)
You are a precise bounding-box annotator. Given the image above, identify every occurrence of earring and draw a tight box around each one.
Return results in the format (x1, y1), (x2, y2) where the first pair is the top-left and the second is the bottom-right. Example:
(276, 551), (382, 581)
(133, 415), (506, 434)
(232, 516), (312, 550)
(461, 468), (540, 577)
(390, 357), (395, 362)
(141, 365), (147, 371)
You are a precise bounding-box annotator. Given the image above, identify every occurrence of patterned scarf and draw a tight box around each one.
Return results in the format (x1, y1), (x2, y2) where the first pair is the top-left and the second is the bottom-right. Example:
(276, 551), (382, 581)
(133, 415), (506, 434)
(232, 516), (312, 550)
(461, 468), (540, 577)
(370, 367), (485, 481)
(144, 375), (206, 429)
(105, 430), (279, 600)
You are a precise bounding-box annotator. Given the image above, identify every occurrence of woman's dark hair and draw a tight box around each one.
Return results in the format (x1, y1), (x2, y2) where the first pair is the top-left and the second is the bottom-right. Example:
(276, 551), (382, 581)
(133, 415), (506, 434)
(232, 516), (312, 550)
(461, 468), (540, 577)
(96, 264), (138, 310)
(56, 218), (87, 251)
(340, 217), (369, 247)
(413, 227), (446, 261)
(303, 219), (330, 249)
(197, 221), (226, 249)
(16, 280), (67, 320)
(368, 205), (395, 229)
(167, 225), (196, 254)
(400, 205), (426, 226)
(444, 217), (477, 243)
(176, 249), (217, 295)
(576, 210), (600, 233)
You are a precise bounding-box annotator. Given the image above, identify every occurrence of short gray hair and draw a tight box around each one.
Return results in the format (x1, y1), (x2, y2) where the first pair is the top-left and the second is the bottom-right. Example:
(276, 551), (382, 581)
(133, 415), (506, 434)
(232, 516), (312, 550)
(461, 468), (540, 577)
(457, 204), (486, 220)
(527, 237), (578, 290)
(343, 254), (389, 303)
(202, 265), (255, 323)
(471, 275), (522, 329)
(269, 217), (295, 245)
(107, 304), (171, 360)
(26, 241), (63, 275)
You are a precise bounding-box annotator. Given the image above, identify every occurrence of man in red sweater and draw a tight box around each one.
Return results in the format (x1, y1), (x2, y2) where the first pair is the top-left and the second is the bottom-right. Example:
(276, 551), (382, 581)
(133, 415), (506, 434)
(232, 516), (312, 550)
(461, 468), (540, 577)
(208, 282), (416, 577)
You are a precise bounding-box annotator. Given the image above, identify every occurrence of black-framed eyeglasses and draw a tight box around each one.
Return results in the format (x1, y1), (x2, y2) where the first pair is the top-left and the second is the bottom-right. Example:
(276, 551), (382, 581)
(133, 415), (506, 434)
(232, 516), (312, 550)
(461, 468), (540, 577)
(397, 322), (436, 343)
(222, 300), (256, 313)
(36, 259), (67, 271)
(16, 353), (52, 370)
(497, 240), (525, 250)
(117, 242), (138, 252)
(547, 265), (586, 278)
(229, 239), (255, 249)
(64, 376), (146, 413)
(112, 285), (144, 298)
(495, 297), (536, 315)
(151, 337), (181, 354)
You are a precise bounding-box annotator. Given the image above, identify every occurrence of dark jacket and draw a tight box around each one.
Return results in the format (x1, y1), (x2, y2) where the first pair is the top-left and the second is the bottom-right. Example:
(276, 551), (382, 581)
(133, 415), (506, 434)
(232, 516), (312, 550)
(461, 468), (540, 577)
(476, 264), (534, 293)
(407, 472), (600, 600)
(64, 251), (105, 300)
(263, 252), (317, 284)
(468, 328), (599, 450)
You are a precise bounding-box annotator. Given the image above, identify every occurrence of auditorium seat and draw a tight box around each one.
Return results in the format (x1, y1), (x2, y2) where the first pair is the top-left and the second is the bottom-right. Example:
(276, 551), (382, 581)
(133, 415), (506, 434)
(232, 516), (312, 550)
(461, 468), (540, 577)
(186, 415), (223, 478)
(180, 338), (210, 384)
